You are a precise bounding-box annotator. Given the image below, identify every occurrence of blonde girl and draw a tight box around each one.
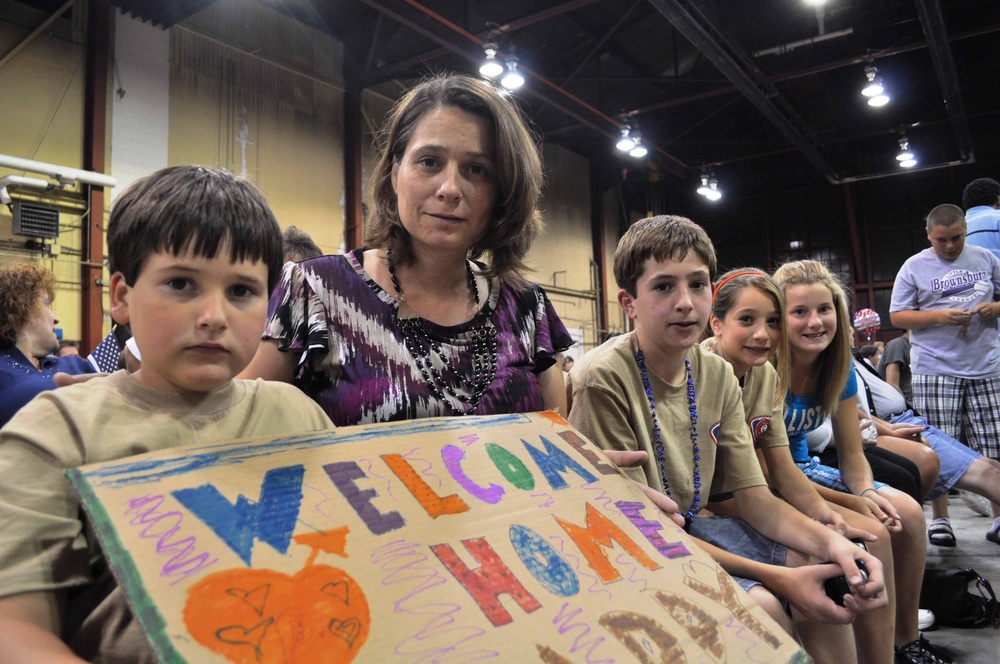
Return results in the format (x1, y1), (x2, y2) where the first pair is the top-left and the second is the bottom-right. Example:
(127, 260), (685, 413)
(706, 268), (898, 664)
(774, 260), (944, 663)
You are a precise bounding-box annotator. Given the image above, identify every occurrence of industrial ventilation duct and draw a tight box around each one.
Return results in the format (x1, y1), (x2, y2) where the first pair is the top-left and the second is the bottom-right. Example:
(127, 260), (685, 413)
(12, 201), (60, 239)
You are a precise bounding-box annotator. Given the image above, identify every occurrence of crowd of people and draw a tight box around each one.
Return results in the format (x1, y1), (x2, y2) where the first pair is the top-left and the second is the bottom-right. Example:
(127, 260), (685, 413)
(1, 72), (998, 663)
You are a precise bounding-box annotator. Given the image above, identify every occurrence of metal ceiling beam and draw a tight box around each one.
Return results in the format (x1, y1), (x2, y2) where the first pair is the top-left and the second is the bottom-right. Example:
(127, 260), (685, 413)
(374, 0), (599, 78)
(496, 0), (601, 33)
(914, 0), (974, 161)
(561, 0), (643, 84)
(627, 21), (1000, 117)
(0, 0), (76, 71)
(647, 0), (841, 183)
(357, 0), (608, 134)
(360, 0), (688, 171)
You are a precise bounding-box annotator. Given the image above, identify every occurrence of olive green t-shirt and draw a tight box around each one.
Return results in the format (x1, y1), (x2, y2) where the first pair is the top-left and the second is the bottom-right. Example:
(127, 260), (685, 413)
(701, 336), (790, 450)
(0, 371), (333, 662)
(568, 332), (765, 514)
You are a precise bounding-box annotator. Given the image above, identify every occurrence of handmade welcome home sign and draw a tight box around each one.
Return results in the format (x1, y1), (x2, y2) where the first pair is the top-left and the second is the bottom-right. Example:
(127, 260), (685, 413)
(69, 412), (806, 663)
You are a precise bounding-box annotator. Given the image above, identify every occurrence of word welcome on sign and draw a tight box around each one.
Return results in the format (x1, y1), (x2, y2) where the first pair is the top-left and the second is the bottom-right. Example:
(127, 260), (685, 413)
(70, 412), (807, 663)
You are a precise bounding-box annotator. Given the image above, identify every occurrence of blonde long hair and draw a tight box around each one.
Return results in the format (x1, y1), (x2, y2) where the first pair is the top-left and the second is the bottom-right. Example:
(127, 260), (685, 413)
(772, 260), (853, 417)
(710, 268), (789, 407)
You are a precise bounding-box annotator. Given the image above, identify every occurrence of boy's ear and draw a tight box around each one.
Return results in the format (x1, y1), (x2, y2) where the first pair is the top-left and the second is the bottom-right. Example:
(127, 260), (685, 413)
(709, 314), (723, 337)
(617, 288), (638, 321)
(109, 273), (132, 324)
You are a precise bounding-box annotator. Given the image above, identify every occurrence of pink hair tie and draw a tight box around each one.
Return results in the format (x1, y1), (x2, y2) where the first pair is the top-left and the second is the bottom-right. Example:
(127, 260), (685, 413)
(712, 269), (769, 304)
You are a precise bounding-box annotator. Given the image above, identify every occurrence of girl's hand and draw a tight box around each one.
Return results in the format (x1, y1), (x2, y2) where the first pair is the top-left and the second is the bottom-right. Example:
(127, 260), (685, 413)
(865, 491), (903, 534)
(816, 507), (877, 542)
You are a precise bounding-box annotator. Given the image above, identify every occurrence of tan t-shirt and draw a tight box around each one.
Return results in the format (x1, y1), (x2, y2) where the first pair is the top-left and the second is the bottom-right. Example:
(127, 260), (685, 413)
(0, 371), (333, 662)
(701, 337), (790, 450)
(568, 332), (765, 514)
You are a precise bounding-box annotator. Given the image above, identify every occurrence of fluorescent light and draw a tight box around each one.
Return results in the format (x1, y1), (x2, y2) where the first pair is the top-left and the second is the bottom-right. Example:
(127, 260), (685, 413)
(899, 158), (917, 168)
(867, 94), (890, 107)
(895, 151), (915, 161)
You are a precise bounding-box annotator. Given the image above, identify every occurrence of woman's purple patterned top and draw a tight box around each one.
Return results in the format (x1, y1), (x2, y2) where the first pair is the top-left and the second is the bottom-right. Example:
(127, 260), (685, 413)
(263, 249), (573, 426)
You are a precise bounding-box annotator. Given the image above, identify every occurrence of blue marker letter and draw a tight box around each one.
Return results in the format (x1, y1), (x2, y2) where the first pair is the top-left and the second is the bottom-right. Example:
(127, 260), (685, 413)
(172, 465), (305, 565)
(522, 436), (598, 489)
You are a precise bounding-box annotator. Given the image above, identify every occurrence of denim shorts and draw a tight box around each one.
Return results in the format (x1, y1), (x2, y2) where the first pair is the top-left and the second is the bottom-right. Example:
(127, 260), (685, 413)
(891, 410), (979, 500)
(796, 457), (888, 492)
(686, 515), (788, 593)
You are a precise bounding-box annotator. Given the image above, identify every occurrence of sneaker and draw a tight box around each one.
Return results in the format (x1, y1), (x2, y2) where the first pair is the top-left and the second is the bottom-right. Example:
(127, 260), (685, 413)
(918, 609), (935, 630)
(894, 634), (952, 664)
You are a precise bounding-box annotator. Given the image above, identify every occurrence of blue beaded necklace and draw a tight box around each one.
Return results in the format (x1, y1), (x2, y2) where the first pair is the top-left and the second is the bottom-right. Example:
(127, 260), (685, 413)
(634, 348), (701, 518)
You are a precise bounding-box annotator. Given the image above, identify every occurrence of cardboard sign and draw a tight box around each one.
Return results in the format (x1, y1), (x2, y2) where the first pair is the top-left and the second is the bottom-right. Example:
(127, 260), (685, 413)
(69, 412), (807, 663)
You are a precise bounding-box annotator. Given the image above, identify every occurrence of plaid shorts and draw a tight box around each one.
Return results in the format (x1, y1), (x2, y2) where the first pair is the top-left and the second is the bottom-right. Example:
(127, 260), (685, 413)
(912, 373), (1000, 459)
(795, 457), (887, 493)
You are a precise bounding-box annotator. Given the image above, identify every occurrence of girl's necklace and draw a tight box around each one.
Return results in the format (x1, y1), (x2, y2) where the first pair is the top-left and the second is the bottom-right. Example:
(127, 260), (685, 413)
(634, 347), (701, 517)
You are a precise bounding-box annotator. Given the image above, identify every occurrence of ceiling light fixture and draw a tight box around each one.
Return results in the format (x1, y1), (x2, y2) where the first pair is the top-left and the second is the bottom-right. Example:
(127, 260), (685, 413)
(896, 135), (917, 168)
(868, 93), (890, 107)
(479, 42), (503, 79)
(500, 58), (524, 90)
(862, 58), (889, 106)
(696, 172), (722, 201)
(696, 175), (712, 196)
(628, 134), (648, 158)
(616, 125), (635, 152)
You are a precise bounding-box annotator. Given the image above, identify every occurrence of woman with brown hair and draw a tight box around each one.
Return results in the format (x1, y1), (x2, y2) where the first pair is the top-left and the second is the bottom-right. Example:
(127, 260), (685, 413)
(243, 73), (572, 425)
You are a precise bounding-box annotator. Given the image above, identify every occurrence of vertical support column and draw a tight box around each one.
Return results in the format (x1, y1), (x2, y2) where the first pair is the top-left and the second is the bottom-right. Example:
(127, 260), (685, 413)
(842, 183), (872, 307)
(82, 0), (110, 351)
(342, 45), (365, 251)
(762, 194), (773, 269)
(590, 170), (608, 343)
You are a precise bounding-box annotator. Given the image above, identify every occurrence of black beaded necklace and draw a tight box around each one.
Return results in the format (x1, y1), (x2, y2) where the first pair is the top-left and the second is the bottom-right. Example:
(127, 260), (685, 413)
(386, 248), (499, 416)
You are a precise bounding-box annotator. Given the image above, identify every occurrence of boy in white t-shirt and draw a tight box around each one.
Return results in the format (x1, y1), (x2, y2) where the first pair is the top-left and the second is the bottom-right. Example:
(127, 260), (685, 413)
(890, 203), (1000, 543)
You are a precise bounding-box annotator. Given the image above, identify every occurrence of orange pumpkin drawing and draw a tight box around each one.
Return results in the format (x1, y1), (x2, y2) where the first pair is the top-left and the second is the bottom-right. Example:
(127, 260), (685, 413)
(183, 565), (370, 663)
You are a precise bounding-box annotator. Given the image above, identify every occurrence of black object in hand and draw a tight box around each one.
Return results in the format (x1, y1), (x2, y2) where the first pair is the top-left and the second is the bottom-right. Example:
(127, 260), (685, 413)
(824, 559), (869, 607)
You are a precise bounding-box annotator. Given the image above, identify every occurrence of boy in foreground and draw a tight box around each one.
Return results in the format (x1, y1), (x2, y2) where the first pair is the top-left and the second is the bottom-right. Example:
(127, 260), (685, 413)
(0, 166), (333, 662)
(568, 216), (887, 662)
